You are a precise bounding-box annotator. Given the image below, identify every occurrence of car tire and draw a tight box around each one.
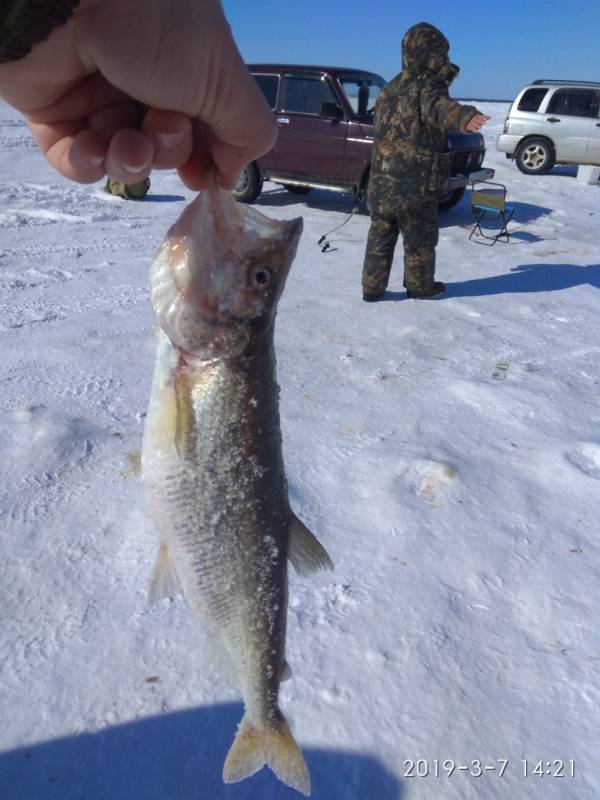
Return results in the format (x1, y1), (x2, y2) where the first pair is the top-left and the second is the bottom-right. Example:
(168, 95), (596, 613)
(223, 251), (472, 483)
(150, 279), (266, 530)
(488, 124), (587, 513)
(283, 184), (312, 195)
(515, 138), (554, 175)
(233, 163), (262, 203)
(437, 186), (465, 211)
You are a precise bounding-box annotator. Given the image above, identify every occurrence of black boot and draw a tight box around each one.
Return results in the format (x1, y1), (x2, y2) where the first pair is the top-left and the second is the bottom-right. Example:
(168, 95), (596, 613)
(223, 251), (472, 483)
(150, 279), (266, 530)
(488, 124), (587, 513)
(363, 291), (385, 302)
(406, 281), (445, 299)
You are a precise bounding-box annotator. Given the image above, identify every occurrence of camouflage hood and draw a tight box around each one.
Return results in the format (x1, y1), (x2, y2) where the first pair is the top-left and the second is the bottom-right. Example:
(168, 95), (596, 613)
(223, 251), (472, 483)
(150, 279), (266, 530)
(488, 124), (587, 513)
(402, 22), (453, 77)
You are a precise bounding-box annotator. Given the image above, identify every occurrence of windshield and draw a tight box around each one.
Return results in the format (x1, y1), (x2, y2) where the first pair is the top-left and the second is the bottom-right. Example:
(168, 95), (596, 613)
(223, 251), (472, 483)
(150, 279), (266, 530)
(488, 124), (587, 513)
(338, 73), (386, 115)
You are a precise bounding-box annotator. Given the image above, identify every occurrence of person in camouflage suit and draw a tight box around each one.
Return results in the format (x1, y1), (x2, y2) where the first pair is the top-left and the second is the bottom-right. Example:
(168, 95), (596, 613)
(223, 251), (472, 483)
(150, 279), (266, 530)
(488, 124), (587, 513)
(104, 177), (151, 200)
(362, 22), (489, 301)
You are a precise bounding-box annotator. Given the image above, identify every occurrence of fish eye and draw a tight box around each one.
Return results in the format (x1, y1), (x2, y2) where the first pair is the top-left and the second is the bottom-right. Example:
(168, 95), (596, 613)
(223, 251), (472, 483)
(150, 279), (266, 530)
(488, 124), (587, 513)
(252, 267), (272, 288)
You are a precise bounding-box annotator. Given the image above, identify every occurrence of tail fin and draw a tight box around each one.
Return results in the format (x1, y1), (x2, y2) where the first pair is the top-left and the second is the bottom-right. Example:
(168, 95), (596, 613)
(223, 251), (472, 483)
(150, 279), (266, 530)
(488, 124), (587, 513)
(223, 711), (310, 796)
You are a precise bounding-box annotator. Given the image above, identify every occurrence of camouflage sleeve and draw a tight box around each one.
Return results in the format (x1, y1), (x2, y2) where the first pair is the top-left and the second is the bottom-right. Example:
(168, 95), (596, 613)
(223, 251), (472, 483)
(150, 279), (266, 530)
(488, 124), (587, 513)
(372, 93), (383, 135)
(420, 74), (480, 134)
(0, 0), (80, 63)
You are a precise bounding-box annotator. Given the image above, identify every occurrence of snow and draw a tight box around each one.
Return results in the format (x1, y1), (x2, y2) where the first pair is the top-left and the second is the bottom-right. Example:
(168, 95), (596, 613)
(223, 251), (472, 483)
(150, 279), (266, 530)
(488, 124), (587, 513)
(1, 100), (599, 799)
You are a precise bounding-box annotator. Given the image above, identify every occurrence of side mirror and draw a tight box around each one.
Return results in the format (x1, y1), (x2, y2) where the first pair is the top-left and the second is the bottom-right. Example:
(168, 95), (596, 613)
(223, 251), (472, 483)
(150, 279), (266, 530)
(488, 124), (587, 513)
(320, 101), (343, 120)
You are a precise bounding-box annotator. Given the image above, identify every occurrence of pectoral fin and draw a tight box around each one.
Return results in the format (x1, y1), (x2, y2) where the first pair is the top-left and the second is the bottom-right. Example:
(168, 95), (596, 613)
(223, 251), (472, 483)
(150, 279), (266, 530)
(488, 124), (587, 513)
(173, 371), (192, 457)
(150, 372), (192, 457)
(288, 514), (333, 576)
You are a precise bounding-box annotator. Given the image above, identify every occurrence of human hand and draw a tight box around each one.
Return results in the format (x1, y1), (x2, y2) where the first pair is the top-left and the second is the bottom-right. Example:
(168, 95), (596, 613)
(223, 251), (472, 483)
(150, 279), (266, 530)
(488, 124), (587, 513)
(0, 0), (277, 190)
(466, 114), (491, 133)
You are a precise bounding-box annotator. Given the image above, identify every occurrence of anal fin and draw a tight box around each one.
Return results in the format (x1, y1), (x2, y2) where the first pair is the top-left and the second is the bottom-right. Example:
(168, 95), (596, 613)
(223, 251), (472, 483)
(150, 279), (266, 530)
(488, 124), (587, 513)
(148, 543), (182, 604)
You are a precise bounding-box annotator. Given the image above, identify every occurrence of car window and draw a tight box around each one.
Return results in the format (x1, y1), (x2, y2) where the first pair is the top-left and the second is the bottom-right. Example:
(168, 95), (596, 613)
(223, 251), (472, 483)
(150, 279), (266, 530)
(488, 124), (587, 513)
(338, 73), (386, 115)
(517, 88), (548, 112)
(281, 75), (338, 115)
(252, 74), (279, 109)
(547, 88), (596, 118)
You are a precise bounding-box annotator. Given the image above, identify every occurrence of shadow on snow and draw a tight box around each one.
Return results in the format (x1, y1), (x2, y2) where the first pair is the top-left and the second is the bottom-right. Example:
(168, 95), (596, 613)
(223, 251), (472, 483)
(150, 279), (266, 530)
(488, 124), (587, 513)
(0, 702), (403, 800)
(142, 194), (187, 203)
(256, 185), (553, 231)
(379, 263), (600, 302)
(256, 186), (368, 216)
(439, 198), (553, 229)
(445, 262), (600, 297)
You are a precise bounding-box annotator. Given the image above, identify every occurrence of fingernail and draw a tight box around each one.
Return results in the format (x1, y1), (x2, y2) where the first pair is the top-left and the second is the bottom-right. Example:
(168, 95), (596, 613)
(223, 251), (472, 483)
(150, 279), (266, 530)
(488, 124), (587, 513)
(88, 154), (104, 168)
(123, 160), (149, 175)
(154, 131), (186, 149)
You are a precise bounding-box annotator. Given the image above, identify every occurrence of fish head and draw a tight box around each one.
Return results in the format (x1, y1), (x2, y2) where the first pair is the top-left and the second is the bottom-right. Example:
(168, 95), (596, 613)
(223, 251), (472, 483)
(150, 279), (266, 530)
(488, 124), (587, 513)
(150, 181), (302, 360)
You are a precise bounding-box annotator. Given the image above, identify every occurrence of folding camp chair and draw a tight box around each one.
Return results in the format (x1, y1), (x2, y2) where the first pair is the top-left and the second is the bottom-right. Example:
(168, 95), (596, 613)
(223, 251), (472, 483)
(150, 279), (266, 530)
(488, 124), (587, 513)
(469, 180), (515, 245)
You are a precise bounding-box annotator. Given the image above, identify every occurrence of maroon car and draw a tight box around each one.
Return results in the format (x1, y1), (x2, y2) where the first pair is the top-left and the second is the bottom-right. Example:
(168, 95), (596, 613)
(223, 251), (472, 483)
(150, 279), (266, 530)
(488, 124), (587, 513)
(235, 64), (494, 210)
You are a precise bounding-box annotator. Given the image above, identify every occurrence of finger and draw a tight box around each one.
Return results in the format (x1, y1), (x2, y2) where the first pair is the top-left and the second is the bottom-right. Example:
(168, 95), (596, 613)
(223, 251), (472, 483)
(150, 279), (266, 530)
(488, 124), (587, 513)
(24, 72), (132, 124)
(27, 119), (108, 182)
(77, 1), (276, 187)
(210, 138), (252, 190)
(104, 128), (154, 183)
(142, 108), (193, 170)
(205, 59), (277, 185)
(177, 120), (213, 190)
(87, 102), (144, 138)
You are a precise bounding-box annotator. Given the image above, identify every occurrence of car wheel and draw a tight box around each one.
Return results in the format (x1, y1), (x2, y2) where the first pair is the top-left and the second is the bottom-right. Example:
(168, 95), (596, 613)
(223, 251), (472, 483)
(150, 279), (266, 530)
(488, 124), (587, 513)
(233, 163), (262, 203)
(283, 184), (312, 195)
(437, 186), (465, 211)
(515, 138), (554, 174)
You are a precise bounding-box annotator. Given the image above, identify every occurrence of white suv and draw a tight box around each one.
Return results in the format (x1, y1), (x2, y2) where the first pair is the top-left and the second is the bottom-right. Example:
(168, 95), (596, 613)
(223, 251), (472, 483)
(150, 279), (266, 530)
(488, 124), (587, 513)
(497, 80), (600, 174)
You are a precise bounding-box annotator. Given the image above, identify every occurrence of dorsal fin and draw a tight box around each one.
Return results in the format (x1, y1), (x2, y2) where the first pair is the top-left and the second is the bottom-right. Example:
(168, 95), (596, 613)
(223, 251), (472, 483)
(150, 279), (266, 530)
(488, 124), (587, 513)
(288, 514), (333, 575)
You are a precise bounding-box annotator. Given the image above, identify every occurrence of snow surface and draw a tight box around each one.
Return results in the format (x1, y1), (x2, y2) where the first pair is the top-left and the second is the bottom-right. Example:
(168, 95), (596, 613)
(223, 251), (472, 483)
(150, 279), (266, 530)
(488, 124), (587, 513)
(1, 101), (599, 800)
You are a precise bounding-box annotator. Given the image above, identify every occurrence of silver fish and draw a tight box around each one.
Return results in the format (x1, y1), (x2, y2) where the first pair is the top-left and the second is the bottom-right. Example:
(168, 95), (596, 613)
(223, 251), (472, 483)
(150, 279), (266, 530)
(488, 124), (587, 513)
(141, 178), (332, 796)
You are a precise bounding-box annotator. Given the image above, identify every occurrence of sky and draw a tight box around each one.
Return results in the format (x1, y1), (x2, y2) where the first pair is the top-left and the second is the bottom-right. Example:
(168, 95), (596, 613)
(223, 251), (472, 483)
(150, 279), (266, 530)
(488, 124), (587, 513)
(222, 0), (600, 100)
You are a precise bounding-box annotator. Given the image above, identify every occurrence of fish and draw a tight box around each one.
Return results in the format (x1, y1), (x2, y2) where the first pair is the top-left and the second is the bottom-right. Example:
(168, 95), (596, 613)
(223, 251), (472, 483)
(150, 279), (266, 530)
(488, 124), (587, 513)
(141, 176), (332, 796)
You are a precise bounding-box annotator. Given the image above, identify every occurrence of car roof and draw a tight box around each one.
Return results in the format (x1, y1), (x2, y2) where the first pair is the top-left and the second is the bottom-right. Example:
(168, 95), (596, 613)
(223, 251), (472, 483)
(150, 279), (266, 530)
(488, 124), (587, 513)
(247, 64), (383, 78)
(528, 79), (600, 88)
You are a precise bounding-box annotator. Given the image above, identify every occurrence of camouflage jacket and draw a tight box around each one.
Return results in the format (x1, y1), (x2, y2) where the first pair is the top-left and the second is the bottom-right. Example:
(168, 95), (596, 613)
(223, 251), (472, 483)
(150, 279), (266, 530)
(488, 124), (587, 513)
(0, 0), (80, 63)
(368, 23), (481, 211)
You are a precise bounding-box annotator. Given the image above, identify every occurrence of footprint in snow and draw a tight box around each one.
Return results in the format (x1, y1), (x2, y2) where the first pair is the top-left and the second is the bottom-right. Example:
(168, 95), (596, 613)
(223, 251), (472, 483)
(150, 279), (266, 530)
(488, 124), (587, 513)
(121, 450), (142, 479)
(319, 683), (350, 706)
(0, 405), (102, 526)
(6, 308), (63, 330)
(566, 443), (600, 479)
(399, 458), (458, 507)
(1, 267), (73, 291)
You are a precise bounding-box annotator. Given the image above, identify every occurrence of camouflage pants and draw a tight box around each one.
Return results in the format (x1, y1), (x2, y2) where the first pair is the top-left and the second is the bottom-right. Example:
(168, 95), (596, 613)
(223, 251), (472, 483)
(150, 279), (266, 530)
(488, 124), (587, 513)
(362, 198), (439, 293)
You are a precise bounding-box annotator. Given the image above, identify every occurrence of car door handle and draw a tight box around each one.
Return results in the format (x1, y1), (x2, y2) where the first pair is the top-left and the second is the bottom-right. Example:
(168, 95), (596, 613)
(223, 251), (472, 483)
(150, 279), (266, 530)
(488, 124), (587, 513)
(276, 116), (290, 125)
(596, 122), (600, 127)
(546, 117), (561, 123)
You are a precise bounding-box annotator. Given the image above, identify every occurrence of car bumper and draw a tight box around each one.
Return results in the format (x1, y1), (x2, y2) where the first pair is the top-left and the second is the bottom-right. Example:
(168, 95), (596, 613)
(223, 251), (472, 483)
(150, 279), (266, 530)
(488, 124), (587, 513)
(448, 167), (495, 189)
(497, 134), (521, 155)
